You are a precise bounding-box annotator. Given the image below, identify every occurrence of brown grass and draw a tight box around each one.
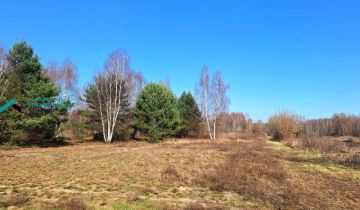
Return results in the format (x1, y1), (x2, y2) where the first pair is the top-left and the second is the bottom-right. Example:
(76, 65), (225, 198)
(198, 140), (294, 208)
(285, 136), (360, 168)
(60, 197), (88, 210)
(163, 165), (181, 178)
(341, 151), (360, 167)
(0, 137), (359, 209)
(40, 197), (88, 210)
(219, 131), (263, 140)
(0, 195), (29, 207)
(296, 137), (347, 153)
(183, 202), (222, 210)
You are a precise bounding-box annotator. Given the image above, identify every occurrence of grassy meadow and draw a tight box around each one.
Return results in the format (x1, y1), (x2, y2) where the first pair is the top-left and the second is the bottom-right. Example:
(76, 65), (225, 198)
(0, 135), (359, 210)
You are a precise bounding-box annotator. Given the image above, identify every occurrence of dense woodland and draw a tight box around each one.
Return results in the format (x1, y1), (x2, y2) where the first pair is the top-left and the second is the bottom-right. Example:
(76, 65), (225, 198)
(0, 41), (359, 146)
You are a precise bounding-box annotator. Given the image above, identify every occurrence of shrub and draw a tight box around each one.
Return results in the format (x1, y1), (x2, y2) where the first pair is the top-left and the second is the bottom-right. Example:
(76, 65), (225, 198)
(183, 203), (206, 210)
(204, 142), (286, 192)
(162, 165), (182, 180)
(341, 152), (360, 167)
(298, 137), (346, 153)
(60, 197), (87, 210)
(183, 203), (222, 210)
(199, 140), (290, 208)
(1, 141), (18, 150)
(10, 130), (27, 145)
(268, 111), (302, 141)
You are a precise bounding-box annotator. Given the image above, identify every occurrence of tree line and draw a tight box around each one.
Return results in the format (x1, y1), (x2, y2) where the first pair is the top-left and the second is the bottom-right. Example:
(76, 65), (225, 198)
(2, 41), (357, 145)
(267, 111), (360, 141)
(0, 41), (231, 144)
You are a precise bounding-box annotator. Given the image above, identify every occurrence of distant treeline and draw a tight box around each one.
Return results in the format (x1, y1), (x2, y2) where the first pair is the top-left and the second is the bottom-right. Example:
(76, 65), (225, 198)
(267, 112), (360, 141)
(217, 112), (265, 134)
(303, 114), (360, 137)
(0, 41), (358, 145)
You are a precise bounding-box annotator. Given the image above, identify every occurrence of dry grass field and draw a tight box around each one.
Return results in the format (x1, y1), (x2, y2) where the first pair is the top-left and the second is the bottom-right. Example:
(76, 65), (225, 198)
(0, 136), (359, 210)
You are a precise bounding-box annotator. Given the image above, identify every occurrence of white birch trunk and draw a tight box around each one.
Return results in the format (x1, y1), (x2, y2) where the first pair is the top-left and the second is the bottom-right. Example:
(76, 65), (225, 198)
(204, 87), (214, 141)
(95, 50), (129, 143)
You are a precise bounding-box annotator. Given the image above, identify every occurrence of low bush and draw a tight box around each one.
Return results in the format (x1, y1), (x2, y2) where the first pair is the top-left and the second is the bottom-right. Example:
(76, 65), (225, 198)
(267, 111), (302, 141)
(286, 136), (360, 168)
(162, 165), (190, 184)
(341, 152), (360, 168)
(298, 137), (347, 153)
(163, 165), (181, 179)
(183, 202), (222, 210)
(59, 197), (87, 210)
(1, 141), (18, 150)
(198, 140), (295, 208)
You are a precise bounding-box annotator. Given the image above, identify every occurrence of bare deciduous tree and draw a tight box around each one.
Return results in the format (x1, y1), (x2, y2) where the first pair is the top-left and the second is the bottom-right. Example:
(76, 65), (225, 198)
(196, 66), (229, 140)
(303, 114), (360, 137)
(45, 60), (60, 83)
(61, 58), (78, 100)
(45, 58), (78, 100)
(0, 46), (8, 99)
(127, 71), (145, 107)
(95, 49), (130, 143)
(159, 75), (171, 90)
(210, 71), (230, 139)
(218, 112), (251, 133)
(196, 66), (214, 140)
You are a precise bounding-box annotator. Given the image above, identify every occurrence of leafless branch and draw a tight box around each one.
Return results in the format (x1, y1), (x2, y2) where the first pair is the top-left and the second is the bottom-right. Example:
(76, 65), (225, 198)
(0, 46), (8, 99)
(196, 66), (230, 141)
(95, 49), (130, 143)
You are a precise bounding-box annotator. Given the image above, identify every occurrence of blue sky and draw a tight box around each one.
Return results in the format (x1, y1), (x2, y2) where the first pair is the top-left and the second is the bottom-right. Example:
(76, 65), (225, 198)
(0, 0), (359, 121)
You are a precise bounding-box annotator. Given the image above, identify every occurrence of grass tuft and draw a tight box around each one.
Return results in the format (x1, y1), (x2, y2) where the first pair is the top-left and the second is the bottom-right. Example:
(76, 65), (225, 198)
(0, 195), (29, 207)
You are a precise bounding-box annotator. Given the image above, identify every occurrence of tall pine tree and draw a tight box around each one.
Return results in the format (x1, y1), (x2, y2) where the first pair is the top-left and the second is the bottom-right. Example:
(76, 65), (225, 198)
(133, 83), (181, 142)
(0, 41), (65, 144)
(178, 91), (202, 137)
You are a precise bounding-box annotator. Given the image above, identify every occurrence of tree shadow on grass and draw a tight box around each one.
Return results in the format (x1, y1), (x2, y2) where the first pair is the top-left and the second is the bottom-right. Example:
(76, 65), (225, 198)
(39, 137), (73, 148)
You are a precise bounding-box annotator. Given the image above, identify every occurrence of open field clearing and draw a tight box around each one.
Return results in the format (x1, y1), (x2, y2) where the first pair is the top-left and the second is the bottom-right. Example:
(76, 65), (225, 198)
(1, 2), (360, 210)
(0, 137), (359, 210)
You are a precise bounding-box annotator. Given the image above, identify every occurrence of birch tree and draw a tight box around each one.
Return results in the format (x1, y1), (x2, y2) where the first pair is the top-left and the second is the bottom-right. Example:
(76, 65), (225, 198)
(45, 58), (78, 100)
(127, 71), (145, 107)
(61, 58), (78, 100)
(196, 66), (214, 140)
(95, 49), (130, 143)
(196, 66), (230, 141)
(211, 71), (230, 140)
(159, 75), (171, 90)
(45, 60), (59, 84)
(0, 46), (8, 99)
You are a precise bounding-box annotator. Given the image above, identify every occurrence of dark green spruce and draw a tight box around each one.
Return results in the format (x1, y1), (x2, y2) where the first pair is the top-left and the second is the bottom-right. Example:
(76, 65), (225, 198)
(177, 91), (202, 137)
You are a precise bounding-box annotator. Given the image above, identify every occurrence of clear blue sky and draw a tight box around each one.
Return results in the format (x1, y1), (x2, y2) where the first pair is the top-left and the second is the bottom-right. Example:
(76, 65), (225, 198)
(0, 0), (359, 121)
